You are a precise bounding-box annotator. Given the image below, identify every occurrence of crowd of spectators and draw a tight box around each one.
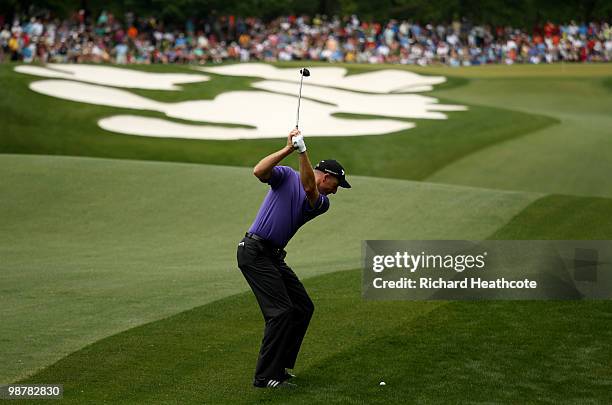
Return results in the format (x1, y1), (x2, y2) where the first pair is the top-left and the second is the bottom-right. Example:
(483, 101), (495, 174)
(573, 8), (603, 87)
(1, 11), (611, 66)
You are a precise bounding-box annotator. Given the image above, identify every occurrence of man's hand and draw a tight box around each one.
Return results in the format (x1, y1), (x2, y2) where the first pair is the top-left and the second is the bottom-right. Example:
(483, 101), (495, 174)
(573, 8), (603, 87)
(289, 128), (307, 154)
(292, 135), (307, 153)
(287, 128), (300, 149)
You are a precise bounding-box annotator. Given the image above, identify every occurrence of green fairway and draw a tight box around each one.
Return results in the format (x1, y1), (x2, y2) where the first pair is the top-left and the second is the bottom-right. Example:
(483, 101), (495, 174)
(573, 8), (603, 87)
(427, 74), (612, 198)
(16, 269), (612, 404)
(0, 153), (540, 384)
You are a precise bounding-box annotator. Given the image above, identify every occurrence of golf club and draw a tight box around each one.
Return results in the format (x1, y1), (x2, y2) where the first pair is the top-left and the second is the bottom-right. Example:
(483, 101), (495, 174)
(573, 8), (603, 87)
(295, 67), (310, 129)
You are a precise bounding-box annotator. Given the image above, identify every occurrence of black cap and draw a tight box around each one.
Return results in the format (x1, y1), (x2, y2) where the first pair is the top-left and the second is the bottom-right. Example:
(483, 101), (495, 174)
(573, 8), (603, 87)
(315, 160), (351, 188)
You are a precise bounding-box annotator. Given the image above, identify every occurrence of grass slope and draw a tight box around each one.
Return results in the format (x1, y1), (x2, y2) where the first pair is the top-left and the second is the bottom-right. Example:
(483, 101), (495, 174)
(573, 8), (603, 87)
(0, 153), (539, 384)
(0, 62), (556, 181)
(428, 75), (612, 198)
(16, 269), (612, 404)
(490, 194), (612, 239)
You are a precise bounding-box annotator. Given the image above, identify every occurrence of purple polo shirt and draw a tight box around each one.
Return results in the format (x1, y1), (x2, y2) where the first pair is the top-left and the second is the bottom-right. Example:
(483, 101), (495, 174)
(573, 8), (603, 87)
(248, 166), (330, 248)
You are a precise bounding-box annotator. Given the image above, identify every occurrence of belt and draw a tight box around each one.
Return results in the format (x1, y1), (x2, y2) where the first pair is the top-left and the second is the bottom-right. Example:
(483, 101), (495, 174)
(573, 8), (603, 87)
(245, 232), (267, 243)
(245, 232), (286, 258)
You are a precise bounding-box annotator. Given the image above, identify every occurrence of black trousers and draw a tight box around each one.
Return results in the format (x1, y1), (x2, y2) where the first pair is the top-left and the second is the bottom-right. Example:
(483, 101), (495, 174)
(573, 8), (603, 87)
(237, 235), (314, 382)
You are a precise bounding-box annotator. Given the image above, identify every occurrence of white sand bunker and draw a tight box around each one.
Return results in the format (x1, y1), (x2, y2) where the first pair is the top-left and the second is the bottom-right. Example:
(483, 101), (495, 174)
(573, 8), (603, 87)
(197, 63), (446, 93)
(253, 81), (467, 120)
(15, 64), (208, 90)
(31, 80), (413, 139)
(20, 64), (466, 140)
(98, 115), (412, 139)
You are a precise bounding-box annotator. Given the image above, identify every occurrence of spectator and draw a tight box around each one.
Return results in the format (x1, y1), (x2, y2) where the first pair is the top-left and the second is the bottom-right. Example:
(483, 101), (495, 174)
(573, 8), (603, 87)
(1, 11), (610, 66)
(114, 40), (128, 64)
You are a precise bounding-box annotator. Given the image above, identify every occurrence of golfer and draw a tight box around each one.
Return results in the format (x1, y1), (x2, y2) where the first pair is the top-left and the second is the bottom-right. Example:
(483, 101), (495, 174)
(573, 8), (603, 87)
(237, 128), (350, 389)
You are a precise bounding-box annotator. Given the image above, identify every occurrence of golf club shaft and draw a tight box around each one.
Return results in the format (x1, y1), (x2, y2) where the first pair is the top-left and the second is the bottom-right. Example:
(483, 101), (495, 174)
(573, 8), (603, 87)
(296, 74), (304, 129)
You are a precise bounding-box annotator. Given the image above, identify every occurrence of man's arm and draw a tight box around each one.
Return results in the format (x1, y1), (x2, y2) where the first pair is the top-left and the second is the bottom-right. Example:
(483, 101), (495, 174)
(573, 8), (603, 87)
(253, 129), (298, 181)
(298, 149), (320, 208)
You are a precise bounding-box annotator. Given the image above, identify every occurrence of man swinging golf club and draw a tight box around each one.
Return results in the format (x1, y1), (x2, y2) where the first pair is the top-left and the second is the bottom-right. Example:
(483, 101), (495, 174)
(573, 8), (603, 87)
(237, 68), (351, 389)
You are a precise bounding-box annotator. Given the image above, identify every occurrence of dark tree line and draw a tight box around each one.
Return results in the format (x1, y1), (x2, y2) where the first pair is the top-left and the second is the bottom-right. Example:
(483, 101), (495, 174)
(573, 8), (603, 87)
(1, 0), (610, 27)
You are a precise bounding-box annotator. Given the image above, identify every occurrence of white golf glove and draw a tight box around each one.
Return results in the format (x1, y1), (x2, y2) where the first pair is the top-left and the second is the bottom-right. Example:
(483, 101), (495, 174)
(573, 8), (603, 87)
(292, 134), (307, 153)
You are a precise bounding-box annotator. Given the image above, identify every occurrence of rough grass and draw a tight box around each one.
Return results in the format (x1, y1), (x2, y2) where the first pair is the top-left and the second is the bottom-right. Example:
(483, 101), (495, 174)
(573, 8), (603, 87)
(16, 269), (612, 404)
(489, 194), (612, 239)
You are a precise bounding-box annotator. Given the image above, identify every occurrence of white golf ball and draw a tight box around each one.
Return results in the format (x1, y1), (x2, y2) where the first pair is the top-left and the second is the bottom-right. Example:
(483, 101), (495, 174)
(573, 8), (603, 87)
(379, 381), (386, 386)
